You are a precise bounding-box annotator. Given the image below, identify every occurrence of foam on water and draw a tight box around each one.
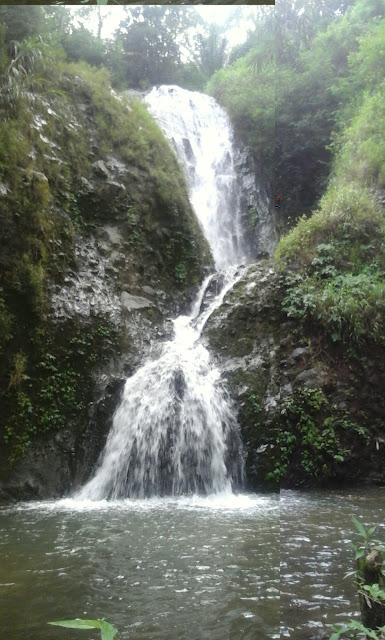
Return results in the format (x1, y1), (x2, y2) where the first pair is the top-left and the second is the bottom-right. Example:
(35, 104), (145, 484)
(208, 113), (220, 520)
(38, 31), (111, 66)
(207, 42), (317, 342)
(4, 492), (275, 515)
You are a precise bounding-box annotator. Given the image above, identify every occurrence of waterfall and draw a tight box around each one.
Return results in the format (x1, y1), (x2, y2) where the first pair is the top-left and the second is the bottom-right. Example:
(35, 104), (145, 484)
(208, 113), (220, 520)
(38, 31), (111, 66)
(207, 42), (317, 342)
(145, 85), (252, 270)
(77, 86), (252, 500)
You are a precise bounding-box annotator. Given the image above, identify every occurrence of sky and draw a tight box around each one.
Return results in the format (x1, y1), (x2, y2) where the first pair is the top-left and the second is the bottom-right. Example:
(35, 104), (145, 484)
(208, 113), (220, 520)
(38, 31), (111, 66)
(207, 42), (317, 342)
(66, 6), (265, 48)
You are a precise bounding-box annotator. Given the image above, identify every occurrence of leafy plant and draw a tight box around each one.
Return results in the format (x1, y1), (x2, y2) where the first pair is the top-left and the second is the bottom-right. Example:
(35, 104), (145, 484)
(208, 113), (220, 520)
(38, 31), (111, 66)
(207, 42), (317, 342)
(329, 517), (385, 640)
(330, 620), (385, 640)
(279, 388), (369, 481)
(348, 516), (385, 574)
(48, 619), (119, 640)
(0, 36), (46, 110)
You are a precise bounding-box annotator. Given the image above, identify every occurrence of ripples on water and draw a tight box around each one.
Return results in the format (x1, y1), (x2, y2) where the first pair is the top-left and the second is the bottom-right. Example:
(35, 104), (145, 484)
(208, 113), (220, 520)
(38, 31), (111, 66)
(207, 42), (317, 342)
(0, 493), (279, 640)
(3, 489), (384, 639)
(281, 488), (385, 639)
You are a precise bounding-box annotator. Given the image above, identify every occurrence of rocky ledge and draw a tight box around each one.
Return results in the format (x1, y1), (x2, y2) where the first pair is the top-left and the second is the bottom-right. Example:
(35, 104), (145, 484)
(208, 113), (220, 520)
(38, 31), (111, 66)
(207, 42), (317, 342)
(203, 261), (281, 491)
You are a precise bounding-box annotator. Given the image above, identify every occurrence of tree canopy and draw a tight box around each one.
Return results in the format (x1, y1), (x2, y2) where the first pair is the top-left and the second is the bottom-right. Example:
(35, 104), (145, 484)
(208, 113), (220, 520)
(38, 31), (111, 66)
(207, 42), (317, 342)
(2, 0), (385, 226)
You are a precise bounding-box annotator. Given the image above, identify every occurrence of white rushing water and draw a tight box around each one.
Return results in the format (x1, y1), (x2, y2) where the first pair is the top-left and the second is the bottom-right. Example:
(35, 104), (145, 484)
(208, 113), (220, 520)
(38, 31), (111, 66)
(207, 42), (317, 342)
(77, 268), (245, 499)
(77, 86), (252, 500)
(145, 85), (251, 270)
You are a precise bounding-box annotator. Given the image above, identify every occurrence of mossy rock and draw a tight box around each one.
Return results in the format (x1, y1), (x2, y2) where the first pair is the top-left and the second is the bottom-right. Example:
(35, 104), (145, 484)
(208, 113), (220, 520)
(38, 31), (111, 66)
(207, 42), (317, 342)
(203, 262), (281, 491)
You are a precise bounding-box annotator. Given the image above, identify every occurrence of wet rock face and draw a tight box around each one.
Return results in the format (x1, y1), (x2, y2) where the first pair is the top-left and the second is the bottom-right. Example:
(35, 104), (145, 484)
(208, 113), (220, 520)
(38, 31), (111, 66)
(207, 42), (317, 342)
(0, 217), (181, 502)
(48, 221), (179, 344)
(203, 261), (281, 491)
(50, 237), (122, 323)
(280, 314), (385, 488)
(121, 292), (153, 311)
(0, 86), (213, 502)
(234, 148), (278, 260)
(0, 428), (77, 502)
(196, 273), (226, 315)
(201, 257), (385, 492)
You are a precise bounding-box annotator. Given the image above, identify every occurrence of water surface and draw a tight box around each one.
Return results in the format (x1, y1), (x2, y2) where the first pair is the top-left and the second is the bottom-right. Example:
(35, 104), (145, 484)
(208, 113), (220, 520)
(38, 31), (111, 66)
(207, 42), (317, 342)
(281, 488), (385, 639)
(0, 493), (279, 640)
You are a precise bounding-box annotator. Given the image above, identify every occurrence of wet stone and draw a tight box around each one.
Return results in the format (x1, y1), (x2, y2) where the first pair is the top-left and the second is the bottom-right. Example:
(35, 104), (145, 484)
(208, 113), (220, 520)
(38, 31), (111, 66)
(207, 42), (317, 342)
(121, 292), (154, 311)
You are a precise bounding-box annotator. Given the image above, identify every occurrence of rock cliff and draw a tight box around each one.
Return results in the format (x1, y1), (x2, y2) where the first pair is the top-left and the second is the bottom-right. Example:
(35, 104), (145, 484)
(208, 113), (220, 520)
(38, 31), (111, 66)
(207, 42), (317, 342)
(203, 262), (280, 491)
(0, 68), (212, 501)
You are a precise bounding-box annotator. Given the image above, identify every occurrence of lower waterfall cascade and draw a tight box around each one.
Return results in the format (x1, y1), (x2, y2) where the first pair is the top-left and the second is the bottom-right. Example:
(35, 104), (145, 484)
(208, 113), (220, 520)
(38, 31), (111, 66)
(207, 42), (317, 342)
(77, 85), (264, 500)
(77, 269), (245, 500)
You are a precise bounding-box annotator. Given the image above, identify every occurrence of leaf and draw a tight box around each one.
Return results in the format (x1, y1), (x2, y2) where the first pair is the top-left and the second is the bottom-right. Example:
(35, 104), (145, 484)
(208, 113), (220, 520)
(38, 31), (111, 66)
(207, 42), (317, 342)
(98, 621), (120, 640)
(366, 629), (380, 640)
(352, 515), (366, 538)
(355, 548), (365, 560)
(344, 570), (358, 579)
(364, 594), (372, 608)
(49, 620), (97, 630)
(48, 619), (119, 640)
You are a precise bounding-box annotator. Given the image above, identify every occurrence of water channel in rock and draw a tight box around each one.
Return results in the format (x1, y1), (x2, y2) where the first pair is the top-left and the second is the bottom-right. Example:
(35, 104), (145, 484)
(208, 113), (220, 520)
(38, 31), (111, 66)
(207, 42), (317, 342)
(76, 85), (254, 501)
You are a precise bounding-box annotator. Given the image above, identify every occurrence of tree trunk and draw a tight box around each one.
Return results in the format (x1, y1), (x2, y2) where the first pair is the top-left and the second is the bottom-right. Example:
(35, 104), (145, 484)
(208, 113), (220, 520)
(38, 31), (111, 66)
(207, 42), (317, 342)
(97, 7), (103, 40)
(359, 548), (385, 630)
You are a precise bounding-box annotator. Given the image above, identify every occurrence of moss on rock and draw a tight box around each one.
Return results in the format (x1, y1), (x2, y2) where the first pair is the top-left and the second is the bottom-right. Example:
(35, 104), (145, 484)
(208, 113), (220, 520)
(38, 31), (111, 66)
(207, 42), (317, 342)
(0, 53), (212, 485)
(203, 262), (281, 491)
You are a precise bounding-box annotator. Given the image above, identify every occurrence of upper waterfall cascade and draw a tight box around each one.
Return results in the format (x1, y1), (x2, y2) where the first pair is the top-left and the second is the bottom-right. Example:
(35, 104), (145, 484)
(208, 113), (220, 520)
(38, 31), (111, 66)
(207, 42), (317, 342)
(77, 86), (257, 500)
(145, 85), (252, 270)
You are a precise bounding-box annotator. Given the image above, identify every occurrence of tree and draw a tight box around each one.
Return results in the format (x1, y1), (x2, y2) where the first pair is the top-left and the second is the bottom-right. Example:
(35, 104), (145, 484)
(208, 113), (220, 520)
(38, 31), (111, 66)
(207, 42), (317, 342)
(196, 23), (228, 80)
(113, 6), (200, 89)
(0, 6), (44, 45)
(60, 27), (105, 67)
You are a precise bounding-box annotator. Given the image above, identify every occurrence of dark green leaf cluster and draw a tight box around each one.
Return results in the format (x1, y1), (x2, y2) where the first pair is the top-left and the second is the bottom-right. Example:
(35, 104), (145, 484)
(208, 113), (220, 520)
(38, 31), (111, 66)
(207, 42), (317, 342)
(329, 518), (385, 639)
(280, 387), (368, 481)
(3, 319), (118, 463)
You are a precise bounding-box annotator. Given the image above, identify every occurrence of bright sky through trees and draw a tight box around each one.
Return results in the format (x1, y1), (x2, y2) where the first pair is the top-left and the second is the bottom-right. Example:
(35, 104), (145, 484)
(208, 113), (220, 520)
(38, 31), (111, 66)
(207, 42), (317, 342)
(66, 5), (267, 47)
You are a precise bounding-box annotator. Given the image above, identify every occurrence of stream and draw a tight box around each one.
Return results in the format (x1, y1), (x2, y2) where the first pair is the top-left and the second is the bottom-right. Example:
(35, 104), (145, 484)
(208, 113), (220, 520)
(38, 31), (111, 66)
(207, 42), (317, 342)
(0, 494), (279, 640)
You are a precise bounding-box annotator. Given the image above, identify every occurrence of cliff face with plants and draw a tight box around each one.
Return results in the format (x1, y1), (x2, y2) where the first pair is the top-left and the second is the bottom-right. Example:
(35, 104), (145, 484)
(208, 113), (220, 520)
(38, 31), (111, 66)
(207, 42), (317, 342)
(2, 1), (385, 500)
(274, 0), (385, 488)
(202, 262), (280, 491)
(0, 54), (212, 501)
(205, 0), (385, 490)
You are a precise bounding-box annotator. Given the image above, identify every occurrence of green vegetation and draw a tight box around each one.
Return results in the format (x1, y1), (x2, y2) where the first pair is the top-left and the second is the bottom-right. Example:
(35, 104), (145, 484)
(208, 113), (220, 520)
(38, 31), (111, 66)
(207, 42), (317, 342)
(0, 8), (212, 464)
(329, 518), (385, 639)
(208, 0), (385, 225)
(277, 185), (385, 346)
(275, 1), (385, 348)
(48, 619), (119, 640)
(3, 319), (118, 463)
(331, 620), (385, 639)
(280, 387), (368, 482)
(207, 42), (275, 178)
